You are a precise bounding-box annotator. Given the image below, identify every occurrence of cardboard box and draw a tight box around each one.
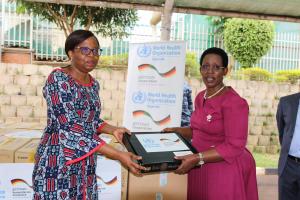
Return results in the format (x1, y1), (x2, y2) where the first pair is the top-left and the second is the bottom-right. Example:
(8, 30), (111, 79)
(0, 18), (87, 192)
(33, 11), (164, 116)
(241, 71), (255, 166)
(0, 138), (31, 162)
(121, 164), (128, 200)
(0, 122), (12, 130)
(0, 128), (43, 139)
(0, 135), (8, 145)
(127, 172), (187, 200)
(0, 128), (7, 136)
(110, 142), (128, 200)
(15, 139), (40, 163)
(98, 134), (129, 200)
(3, 122), (45, 130)
(0, 127), (42, 163)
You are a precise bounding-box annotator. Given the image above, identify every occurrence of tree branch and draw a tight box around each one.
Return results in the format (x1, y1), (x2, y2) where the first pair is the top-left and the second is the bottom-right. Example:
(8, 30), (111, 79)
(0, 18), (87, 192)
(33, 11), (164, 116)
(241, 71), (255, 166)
(46, 3), (68, 37)
(46, 3), (62, 23)
(85, 8), (92, 30)
(69, 5), (78, 33)
(62, 4), (71, 35)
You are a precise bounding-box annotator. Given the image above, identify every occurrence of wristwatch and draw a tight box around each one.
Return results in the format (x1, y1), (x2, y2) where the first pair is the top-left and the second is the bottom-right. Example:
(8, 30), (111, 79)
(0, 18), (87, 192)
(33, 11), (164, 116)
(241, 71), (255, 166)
(197, 152), (205, 166)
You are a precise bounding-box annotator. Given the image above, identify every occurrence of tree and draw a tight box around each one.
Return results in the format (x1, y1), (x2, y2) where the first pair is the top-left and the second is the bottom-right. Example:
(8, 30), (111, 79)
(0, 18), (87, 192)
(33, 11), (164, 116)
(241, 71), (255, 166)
(206, 16), (229, 35)
(224, 18), (274, 68)
(15, 0), (138, 38)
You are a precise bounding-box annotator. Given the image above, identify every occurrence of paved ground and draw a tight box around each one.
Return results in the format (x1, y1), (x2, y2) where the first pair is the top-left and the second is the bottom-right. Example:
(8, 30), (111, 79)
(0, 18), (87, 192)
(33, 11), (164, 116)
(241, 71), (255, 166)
(257, 174), (278, 200)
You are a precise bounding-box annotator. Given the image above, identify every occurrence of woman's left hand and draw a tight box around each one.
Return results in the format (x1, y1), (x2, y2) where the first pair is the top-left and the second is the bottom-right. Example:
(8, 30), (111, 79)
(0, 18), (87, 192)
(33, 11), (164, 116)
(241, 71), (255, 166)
(118, 152), (146, 176)
(174, 154), (199, 175)
(112, 127), (130, 144)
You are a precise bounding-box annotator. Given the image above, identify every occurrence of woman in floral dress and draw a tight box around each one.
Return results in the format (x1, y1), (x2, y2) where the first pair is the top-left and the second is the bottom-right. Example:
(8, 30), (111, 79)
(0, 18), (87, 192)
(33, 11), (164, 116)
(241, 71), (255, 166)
(32, 30), (144, 200)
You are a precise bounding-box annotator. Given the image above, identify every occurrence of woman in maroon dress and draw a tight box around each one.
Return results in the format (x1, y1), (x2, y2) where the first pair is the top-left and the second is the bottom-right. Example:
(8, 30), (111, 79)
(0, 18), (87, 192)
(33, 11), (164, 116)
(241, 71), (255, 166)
(164, 47), (258, 200)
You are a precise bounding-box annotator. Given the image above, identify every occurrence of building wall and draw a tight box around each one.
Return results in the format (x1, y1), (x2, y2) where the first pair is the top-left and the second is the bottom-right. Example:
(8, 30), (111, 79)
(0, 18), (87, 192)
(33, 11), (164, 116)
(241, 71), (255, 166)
(1, 49), (32, 64)
(0, 63), (298, 153)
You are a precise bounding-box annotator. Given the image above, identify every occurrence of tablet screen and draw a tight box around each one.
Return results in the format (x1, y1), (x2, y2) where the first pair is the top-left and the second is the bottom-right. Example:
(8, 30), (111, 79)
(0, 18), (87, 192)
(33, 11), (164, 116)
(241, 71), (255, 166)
(136, 133), (189, 153)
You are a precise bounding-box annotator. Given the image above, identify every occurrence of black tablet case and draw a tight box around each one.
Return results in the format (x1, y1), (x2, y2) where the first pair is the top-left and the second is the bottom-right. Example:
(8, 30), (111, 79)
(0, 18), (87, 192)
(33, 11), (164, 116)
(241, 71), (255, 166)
(122, 132), (197, 173)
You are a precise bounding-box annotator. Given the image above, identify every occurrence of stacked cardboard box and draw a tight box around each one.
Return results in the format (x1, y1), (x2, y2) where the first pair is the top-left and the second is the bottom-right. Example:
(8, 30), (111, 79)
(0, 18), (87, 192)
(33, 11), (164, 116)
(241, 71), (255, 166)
(100, 133), (188, 200)
(3, 122), (45, 130)
(112, 142), (129, 200)
(127, 172), (187, 200)
(99, 134), (129, 200)
(0, 126), (188, 200)
(15, 139), (40, 163)
(0, 137), (32, 162)
(0, 127), (42, 163)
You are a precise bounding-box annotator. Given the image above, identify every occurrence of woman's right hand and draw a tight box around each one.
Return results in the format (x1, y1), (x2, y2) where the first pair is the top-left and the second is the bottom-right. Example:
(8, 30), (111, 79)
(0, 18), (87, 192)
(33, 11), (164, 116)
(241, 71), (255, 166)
(118, 152), (146, 176)
(174, 154), (200, 175)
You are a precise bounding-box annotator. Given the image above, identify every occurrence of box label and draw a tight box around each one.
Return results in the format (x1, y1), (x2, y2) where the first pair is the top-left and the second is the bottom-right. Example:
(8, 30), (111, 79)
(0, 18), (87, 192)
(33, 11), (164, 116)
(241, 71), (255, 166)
(159, 172), (168, 187)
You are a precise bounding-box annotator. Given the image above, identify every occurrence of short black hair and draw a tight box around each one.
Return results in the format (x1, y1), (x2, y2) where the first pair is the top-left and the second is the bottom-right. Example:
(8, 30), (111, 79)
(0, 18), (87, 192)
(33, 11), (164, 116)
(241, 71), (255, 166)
(65, 29), (99, 58)
(199, 47), (228, 68)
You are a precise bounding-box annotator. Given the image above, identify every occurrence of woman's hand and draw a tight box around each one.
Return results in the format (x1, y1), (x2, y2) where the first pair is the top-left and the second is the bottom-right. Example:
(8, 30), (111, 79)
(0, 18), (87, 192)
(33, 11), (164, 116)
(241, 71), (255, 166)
(118, 152), (146, 176)
(162, 127), (193, 140)
(162, 127), (178, 133)
(174, 154), (199, 175)
(98, 144), (146, 176)
(112, 127), (130, 144)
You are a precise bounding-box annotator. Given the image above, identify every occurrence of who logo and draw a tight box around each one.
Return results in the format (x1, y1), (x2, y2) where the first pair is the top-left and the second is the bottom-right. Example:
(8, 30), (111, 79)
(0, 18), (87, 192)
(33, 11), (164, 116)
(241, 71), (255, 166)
(132, 91), (147, 104)
(137, 44), (151, 57)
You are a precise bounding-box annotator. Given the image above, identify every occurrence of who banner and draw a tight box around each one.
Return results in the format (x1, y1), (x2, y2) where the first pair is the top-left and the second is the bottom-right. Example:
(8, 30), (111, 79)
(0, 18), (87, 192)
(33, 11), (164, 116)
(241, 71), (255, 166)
(123, 41), (186, 132)
(0, 164), (34, 200)
(0, 160), (121, 200)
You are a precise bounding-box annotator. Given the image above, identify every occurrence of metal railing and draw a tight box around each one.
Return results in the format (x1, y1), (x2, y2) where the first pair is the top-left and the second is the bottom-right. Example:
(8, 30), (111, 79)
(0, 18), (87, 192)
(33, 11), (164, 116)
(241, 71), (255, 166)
(1, 0), (31, 49)
(171, 16), (300, 73)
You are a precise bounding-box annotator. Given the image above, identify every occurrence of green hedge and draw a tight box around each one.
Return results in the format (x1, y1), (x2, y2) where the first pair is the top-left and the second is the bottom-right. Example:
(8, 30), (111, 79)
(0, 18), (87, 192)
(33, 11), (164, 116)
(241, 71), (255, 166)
(185, 51), (200, 77)
(99, 54), (129, 66)
(239, 67), (272, 81)
(275, 70), (300, 83)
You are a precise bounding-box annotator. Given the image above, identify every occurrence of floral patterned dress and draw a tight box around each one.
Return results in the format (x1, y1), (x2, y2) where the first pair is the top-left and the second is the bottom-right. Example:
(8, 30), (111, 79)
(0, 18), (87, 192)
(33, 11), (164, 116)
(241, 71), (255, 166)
(32, 69), (106, 200)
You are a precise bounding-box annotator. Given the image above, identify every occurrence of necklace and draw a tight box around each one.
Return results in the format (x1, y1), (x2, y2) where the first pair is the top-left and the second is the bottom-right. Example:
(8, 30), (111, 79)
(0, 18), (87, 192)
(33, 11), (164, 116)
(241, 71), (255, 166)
(204, 85), (226, 99)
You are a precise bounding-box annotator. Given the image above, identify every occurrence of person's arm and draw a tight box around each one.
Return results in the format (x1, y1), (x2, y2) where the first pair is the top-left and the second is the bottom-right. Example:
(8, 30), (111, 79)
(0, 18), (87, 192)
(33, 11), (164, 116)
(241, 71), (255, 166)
(276, 98), (284, 145)
(214, 97), (249, 163)
(175, 97), (249, 174)
(98, 123), (129, 144)
(163, 126), (193, 140)
(174, 148), (223, 174)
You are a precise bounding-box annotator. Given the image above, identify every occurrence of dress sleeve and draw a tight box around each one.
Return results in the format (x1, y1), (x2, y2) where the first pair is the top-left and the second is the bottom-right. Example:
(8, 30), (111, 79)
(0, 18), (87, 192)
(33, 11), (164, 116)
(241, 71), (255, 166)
(44, 71), (106, 165)
(215, 95), (249, 163)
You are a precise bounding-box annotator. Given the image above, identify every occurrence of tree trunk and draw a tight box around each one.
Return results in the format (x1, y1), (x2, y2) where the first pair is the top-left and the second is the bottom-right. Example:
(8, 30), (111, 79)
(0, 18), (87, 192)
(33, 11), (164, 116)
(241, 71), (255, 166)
(160, 0), (174, 41)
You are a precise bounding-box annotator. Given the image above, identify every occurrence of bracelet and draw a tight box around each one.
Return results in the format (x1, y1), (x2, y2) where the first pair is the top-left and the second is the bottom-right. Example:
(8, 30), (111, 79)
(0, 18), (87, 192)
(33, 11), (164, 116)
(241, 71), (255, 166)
(196, 152), (205, 166)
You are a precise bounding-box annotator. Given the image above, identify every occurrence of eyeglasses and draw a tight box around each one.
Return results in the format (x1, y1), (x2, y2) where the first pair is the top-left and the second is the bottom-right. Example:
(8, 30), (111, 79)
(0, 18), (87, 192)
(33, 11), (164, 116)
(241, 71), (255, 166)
(200, 64), (225, 72)
(75, 47), (103, 56)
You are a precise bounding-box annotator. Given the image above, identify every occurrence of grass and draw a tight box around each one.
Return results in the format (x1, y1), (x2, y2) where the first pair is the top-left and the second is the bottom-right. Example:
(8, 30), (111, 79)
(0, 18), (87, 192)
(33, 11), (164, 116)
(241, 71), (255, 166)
(253, 152), (279, 168)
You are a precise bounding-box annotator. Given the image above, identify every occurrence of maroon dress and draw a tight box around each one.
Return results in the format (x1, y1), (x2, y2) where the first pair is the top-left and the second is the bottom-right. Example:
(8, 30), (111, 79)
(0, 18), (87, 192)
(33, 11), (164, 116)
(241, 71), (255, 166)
(188, 87), (258, 200)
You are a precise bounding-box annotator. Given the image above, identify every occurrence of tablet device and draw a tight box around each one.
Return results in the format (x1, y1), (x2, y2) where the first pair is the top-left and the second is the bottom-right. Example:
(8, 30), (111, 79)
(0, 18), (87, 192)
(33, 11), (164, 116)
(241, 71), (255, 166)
(122, 132), (197, 173)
